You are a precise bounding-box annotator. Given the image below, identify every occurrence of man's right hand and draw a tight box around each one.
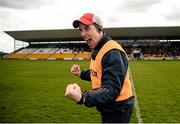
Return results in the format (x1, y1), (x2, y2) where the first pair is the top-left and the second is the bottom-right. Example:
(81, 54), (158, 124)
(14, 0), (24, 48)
(71, 64), (81, 76)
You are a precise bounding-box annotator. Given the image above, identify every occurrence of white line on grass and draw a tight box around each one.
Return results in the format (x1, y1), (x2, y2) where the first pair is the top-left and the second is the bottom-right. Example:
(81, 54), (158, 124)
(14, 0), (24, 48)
(129, 68), (143, 124)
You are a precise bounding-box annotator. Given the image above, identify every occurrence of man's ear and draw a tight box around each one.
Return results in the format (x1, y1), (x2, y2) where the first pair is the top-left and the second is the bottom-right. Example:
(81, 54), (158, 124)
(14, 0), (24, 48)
(94, 23), (102, 33)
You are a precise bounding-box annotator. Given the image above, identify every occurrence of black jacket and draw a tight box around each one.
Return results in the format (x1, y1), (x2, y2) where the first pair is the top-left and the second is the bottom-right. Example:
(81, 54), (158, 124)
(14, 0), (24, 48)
(79, 32), (134, 113)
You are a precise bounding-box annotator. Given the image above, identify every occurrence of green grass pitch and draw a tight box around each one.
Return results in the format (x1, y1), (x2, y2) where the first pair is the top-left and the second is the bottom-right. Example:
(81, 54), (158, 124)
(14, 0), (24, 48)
(0, 59), (179, 123)
(130, 60), (180, 123)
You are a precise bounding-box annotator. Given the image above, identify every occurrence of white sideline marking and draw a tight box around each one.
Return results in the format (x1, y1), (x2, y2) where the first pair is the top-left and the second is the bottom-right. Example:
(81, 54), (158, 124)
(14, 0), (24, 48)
(129, 68), (143, 124)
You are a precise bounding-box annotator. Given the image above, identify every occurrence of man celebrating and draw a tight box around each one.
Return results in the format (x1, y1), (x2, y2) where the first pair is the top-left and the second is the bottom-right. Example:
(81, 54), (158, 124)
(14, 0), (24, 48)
(65, 13), (134, 123)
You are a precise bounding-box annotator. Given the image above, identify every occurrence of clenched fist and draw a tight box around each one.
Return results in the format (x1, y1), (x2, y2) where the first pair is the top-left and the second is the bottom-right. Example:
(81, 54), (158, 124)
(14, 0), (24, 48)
(71, 64), (81, 76)
(65, 83), (82, 102)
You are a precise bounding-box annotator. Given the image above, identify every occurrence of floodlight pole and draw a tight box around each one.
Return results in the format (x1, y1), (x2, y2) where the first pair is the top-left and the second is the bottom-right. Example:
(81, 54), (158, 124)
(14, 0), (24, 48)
(14, 39), (16, 52)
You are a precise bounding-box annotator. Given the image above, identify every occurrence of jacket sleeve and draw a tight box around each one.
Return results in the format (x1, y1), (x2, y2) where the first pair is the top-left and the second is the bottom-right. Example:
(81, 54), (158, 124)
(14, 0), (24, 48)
(82, 49), (128, 107)
(80, 70), (91, 81)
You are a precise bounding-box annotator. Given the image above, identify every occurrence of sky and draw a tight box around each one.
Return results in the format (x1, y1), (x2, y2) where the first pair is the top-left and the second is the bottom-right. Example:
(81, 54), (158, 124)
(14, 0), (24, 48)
(0, 0), (180, 53)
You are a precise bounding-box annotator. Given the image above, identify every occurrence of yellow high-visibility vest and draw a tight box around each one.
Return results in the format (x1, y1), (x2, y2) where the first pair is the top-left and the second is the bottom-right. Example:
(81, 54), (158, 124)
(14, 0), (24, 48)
(90, 40), (133, 101)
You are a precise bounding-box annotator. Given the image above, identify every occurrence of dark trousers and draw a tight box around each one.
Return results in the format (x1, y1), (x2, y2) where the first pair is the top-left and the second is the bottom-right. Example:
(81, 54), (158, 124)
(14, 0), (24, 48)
(101, 100), (134, 123)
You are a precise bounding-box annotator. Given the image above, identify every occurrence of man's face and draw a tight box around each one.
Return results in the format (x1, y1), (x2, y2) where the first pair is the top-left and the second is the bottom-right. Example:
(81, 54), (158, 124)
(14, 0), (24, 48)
(79, 23), (99, 49)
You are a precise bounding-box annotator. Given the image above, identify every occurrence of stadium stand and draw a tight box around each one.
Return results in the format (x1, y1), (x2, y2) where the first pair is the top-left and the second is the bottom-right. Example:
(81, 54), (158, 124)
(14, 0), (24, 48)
(5, 42), (92, 60)
(3, 27), (180, 60)
(5, 40), (179, 60)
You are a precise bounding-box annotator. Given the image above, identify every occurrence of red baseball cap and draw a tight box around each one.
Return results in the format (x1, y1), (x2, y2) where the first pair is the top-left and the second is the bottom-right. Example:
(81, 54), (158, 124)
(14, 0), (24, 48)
(73, 13), (103, 28)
